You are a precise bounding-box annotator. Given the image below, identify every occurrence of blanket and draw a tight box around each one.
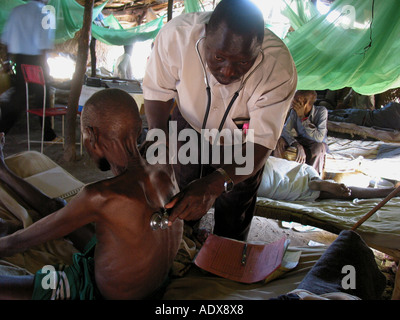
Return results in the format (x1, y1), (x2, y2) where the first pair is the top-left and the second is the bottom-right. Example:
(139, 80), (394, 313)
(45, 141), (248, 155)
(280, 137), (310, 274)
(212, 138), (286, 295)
(297, 230), (386, 300)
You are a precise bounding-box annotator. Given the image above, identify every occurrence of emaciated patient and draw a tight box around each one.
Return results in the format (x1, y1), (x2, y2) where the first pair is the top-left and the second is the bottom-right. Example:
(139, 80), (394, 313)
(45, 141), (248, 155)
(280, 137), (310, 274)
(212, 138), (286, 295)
(0, 88), (183, 299)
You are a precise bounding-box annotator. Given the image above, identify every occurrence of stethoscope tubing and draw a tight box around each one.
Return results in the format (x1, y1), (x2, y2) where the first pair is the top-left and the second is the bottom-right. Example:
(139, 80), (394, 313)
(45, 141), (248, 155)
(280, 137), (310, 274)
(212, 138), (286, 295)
(194, 37), (264, 178)
(195, 37), (264, 131)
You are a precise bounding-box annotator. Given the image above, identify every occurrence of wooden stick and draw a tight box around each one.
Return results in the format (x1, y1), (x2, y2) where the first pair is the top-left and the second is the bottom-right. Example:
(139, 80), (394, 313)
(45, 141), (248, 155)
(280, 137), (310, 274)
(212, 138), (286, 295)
(351, 184), (400, 231)
(64, 0), (94, 162)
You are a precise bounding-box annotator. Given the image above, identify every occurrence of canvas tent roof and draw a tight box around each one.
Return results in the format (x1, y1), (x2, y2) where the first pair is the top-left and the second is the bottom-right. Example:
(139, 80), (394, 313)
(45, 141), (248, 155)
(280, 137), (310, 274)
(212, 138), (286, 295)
(1, 0), (399, 95)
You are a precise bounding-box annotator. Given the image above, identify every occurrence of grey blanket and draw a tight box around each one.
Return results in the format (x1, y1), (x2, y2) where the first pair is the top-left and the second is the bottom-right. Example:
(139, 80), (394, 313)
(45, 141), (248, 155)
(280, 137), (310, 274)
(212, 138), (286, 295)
(297, 230), (386, 299)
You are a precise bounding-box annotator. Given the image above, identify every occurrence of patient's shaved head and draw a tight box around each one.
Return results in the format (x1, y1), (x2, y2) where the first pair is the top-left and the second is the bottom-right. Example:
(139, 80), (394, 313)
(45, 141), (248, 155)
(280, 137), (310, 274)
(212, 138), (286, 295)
(82, 89), (142, 172)
(82, 88), (142, 140)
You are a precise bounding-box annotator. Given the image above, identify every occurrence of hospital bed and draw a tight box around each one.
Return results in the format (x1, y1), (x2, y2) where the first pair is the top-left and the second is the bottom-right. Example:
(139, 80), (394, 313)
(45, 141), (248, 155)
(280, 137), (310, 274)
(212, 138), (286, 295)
(327, 120), (400, 143)
(254, 133), (400, 299)
(255, 134), (400, 254)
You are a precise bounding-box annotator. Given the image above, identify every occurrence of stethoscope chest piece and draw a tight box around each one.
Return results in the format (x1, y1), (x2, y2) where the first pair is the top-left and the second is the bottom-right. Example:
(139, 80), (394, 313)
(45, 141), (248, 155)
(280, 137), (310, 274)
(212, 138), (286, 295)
(150, 209), (169, 230)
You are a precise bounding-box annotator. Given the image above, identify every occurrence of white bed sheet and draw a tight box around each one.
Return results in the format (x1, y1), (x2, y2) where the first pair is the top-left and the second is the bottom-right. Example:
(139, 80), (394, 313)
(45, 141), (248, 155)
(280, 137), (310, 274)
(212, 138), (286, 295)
(325, 137), (400, 181)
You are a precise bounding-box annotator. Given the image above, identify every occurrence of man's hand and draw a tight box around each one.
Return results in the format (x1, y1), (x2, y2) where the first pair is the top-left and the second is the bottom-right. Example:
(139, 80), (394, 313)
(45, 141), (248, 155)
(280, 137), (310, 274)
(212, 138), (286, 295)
(294, 143), (306, 164)
(166, 172), (225, 224)
(166, 143), (270, 225)
(292, 98), (306, 119)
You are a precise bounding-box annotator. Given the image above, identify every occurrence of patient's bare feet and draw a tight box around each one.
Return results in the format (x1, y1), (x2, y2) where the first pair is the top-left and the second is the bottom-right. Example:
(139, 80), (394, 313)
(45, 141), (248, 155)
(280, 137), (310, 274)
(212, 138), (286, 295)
(310, 179), (352, 198)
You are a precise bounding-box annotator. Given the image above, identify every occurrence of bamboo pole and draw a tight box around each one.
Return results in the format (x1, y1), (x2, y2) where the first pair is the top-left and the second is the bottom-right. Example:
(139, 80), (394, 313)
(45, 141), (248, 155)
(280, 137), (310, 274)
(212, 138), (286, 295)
(351, 184), (400, 231)
(64, 0), (94, 162)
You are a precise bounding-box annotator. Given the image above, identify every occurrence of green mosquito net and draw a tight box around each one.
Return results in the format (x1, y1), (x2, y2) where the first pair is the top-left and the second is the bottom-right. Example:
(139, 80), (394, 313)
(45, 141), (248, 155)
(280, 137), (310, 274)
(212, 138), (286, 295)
(282, 0), (400, 95)
(182, 0), (400, 95)
(189, 0), (400, 95)
(48, 0), (165, 45)
(0, 0), (164, 46)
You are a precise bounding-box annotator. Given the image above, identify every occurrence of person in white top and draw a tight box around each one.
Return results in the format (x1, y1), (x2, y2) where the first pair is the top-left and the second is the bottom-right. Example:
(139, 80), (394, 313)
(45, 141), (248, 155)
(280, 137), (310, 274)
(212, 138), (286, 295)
(142, 0), (297, 240)
(1, 0), (56, 141)
(258, 156), (398, 202)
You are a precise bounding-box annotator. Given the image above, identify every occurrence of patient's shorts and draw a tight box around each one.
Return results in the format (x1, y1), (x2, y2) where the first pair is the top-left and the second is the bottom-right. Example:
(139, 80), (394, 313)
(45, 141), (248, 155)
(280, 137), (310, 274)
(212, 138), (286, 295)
(31, 236), (102, 300)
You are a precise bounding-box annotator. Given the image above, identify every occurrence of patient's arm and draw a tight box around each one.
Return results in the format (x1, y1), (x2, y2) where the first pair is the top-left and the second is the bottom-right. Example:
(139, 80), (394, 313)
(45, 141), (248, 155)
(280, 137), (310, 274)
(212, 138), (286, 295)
(0, 186), (98, 257)
(0, 218), (22, 238)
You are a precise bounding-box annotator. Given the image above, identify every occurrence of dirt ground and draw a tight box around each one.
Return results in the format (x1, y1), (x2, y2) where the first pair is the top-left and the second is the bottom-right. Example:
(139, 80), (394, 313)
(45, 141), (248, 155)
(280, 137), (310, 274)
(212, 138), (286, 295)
(3, 113), (337, 247)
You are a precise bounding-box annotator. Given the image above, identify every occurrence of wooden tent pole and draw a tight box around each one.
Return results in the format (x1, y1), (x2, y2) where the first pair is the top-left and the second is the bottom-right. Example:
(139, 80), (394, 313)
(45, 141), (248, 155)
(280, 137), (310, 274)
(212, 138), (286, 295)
(167, 0), (173, 21)
(351, 184), (400, 231)
(64, 0), (94, 162)
(90, 38), (97, 77)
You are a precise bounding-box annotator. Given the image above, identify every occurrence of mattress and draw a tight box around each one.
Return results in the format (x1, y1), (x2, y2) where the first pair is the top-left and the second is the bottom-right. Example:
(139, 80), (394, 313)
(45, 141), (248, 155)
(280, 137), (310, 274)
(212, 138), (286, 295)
(255, 196), (400, 254)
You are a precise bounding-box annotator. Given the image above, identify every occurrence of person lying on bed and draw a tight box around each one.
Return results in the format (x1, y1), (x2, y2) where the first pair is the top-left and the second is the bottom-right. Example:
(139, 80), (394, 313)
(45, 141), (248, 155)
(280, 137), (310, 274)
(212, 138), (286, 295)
(328, 101), (400, 131)
(0, 88), (183, 300)
(258, 156), (397, 201)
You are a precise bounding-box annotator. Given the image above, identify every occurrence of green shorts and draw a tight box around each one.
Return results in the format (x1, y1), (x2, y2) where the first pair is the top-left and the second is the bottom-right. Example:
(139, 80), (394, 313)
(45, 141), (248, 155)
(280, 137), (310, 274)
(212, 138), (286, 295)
(32, 236), (102, 300)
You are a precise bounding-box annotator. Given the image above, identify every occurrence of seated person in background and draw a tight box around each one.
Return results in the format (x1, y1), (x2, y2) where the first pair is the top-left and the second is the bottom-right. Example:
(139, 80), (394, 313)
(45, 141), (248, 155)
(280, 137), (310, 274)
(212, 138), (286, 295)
(338, 88), (375, 110)
(328, 101), (400, 131)
(258, 156), (398, 202)
(0, 88), (183, 300)
(113, 45), (134, 80)
(273, 90), (328, 175)
(315, 89), (344, 110)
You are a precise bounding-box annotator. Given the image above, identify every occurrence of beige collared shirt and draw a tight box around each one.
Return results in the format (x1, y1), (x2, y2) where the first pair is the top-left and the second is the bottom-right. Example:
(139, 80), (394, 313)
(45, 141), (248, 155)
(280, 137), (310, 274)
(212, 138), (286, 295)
(143, 12), (297, 150)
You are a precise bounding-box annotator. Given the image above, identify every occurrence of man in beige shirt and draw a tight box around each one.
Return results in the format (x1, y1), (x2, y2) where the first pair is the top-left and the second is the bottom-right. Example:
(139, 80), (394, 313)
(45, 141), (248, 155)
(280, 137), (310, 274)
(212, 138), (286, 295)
(142, 0), (297, 240)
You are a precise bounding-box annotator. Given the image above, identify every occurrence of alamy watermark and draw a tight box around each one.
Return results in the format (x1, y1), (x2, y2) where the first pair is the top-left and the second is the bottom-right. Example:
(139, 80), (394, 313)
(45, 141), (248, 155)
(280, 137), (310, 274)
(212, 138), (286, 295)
(341, 265), (356, 290)
(41, 5), (56, 30)
(145, 121), (255, 175)
(40, 265), (57, 290)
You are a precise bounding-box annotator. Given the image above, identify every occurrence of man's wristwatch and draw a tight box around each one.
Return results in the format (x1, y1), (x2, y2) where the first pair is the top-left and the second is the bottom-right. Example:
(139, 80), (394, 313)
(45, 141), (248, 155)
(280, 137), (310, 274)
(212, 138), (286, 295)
(216, 168), (234, 193)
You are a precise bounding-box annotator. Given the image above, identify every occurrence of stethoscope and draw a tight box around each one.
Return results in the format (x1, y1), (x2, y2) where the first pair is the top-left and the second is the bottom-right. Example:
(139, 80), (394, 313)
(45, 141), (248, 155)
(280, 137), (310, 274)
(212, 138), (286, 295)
(195, 36), (265, 178)
(150, 37), (265, 231)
